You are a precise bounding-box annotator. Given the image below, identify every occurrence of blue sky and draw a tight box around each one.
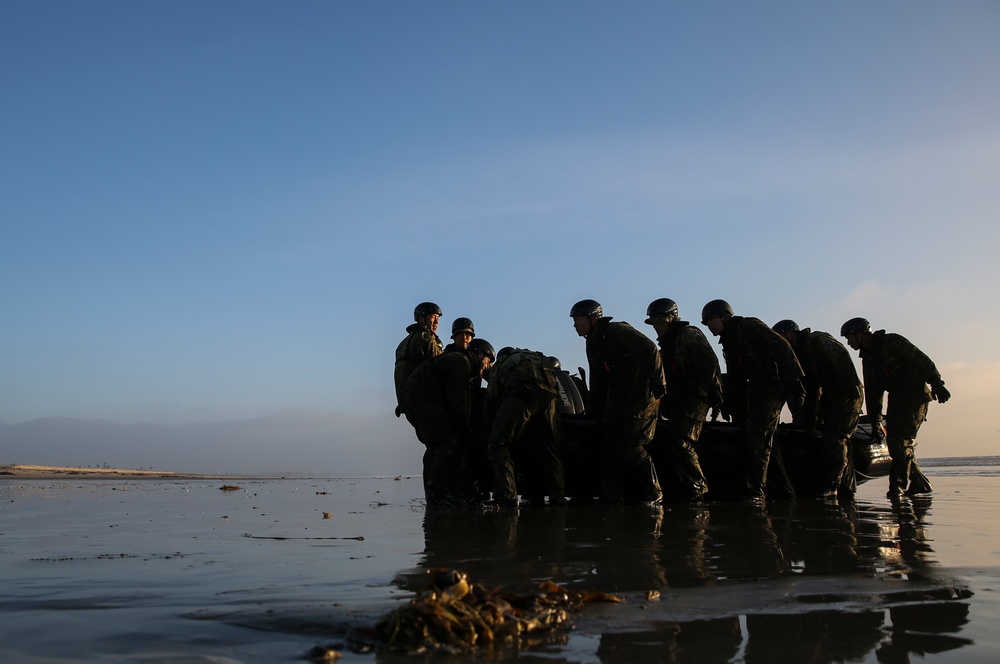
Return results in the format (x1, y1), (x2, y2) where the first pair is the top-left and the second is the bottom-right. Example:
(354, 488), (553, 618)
(2, 1), (998, 474)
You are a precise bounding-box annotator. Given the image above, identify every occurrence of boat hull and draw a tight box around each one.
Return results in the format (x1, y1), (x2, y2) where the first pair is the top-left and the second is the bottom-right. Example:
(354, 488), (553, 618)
(559, 416), (891, 500)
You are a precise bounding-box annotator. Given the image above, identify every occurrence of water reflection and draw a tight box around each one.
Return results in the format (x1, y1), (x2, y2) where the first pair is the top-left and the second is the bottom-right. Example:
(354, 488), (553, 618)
(392, 495), (974, 663)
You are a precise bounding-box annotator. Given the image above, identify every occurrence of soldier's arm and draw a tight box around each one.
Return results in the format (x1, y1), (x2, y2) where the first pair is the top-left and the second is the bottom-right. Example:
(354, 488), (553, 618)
(862, 360), (885, 423)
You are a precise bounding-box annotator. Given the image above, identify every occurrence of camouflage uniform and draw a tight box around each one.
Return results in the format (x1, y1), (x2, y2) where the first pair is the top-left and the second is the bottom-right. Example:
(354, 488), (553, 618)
(790, 329), (864, 496)
(443, 342), (489, 499)
(485, 349), (565, 505)
(403, 351), (475, 506)
(586, 318), (665, 503)
(654, 320), (723, 500)
(861, 330), (941, 496)
(394, 323), (443, 414)
(718, 316), (804, 501)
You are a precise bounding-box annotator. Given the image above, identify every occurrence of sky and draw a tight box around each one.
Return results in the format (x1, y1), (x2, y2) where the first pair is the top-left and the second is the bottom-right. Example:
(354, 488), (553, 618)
(2, 1), (999, 474)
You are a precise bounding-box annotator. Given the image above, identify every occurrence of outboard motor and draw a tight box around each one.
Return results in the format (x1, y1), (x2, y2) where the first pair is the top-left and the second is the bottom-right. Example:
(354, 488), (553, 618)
(553, 368), (586, 415)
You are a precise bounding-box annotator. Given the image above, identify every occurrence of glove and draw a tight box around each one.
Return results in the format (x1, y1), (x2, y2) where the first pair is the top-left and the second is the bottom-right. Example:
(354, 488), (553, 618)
(931, 378), (951, 404)
(651, 382), (666, 400)
(871, 420), (886, 443)
(785, 380), (806, 415)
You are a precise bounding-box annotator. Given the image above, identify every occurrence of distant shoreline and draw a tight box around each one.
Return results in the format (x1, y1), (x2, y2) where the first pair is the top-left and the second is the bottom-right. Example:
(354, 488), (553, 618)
(0, 465), (414, 481)
(0, 464), (226, 480)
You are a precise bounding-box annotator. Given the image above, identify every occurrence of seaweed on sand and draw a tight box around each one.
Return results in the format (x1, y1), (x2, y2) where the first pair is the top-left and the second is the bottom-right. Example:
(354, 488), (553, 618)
(369, 568), (621, 655)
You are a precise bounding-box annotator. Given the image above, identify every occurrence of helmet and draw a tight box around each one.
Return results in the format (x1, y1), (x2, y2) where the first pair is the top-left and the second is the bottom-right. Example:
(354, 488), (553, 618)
(772, 319), (799, 335)
(497, 346), (516, 363)
(701, 299), (734, 321)
(451, 317), (475, 337)
(840, 317), (871, 337)
(645, 298), (679, 324)
(570, 299), (603, 318)
(547, 356), (561, 370)
(413, 301), (442, 321)
(468, 338), (496, 363)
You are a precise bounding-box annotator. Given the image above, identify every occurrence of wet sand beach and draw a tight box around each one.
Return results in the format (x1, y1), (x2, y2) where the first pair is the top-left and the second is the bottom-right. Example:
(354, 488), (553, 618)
(2, 459), (999, 662)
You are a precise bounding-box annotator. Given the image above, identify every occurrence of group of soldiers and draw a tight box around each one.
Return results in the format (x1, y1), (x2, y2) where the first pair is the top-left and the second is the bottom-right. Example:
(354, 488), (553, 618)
(394, 298), (951, 507)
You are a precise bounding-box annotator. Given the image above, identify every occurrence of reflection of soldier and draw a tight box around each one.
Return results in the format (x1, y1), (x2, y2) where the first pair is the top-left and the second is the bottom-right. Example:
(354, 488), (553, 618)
(485, 347), (566, 507)
(745, 611), (885, 664)
(768, 499), (859, 575)
(597, 617), (742, 663)
(702, 300), (805, 504)
(404, 339), (495, 506)
(394, 302), (444, 417)
(773, 320), (864, 498)
(644, 298), (723, 501)
(571, 299), (665, 504)
(841, 318), (949, 498)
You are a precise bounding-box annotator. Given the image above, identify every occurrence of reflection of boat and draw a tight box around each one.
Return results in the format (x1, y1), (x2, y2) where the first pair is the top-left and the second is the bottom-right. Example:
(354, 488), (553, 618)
(559, 414), (892, 500)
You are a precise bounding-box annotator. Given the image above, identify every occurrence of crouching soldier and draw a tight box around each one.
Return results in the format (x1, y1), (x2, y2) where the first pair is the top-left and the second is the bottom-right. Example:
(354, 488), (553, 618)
(645, 298), (723, 501)
(702, 299), (805, 505)
(485, 347), (567, 507)
(571, 299), (665, 505)
(773, 320), (863, 498)
(404, 338), (495, 506)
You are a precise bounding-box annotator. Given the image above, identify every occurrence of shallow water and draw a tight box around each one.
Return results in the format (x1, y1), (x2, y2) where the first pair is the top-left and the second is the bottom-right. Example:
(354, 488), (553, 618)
(1, 462), (998, 663)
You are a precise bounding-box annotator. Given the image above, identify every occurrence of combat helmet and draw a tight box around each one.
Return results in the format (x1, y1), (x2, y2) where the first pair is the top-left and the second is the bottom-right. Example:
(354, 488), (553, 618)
(840, 317), (872, 337)
(451, 317), (475, 338)
(645, 298), (679, 324)
(570, 299), (603, 318)
(413, 301), (442, 322)
(468, 338), (496, 363)
(701, 299), (734, 322)
(772, 319), (800, 335)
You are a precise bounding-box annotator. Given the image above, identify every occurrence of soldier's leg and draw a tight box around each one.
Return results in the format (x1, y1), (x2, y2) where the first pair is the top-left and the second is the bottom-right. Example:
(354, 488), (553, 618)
(839, 445), (858, 497)
(487, 396), (533, 504)
(745, 390), (785, 501)
(409, 420), (443, 502)
(613, 400), (663, 504)
(885, 435), (913, 497)
(823, 388), (862, 497)
(659, 414), (709, 499)
(535, 398), (566, 504)
(886, 401), (928, 497)
(413, 416), (465, 506)
(821, 433), (850, 496)
(765, 445), (796, 499)
(462, 387), (493, 501)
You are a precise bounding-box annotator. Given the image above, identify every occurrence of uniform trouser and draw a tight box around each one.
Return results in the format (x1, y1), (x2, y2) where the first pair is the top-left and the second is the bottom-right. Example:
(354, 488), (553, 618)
(602, 399), (662, 503)
(744, 388), (793, 500)
(886, 399), (930, 495)
(658, 403), (709, 498)
(818, 387), (863, 494)
(487, 392), (564, 503)
(405, 413), (464, 506)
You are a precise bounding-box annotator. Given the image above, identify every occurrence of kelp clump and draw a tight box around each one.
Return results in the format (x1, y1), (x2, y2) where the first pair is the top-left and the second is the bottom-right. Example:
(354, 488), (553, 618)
(375, 568), (621, 655)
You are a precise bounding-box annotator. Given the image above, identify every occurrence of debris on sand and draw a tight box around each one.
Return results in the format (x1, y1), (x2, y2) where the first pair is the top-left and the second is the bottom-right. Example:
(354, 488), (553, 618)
(369, 569), (621, 655)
